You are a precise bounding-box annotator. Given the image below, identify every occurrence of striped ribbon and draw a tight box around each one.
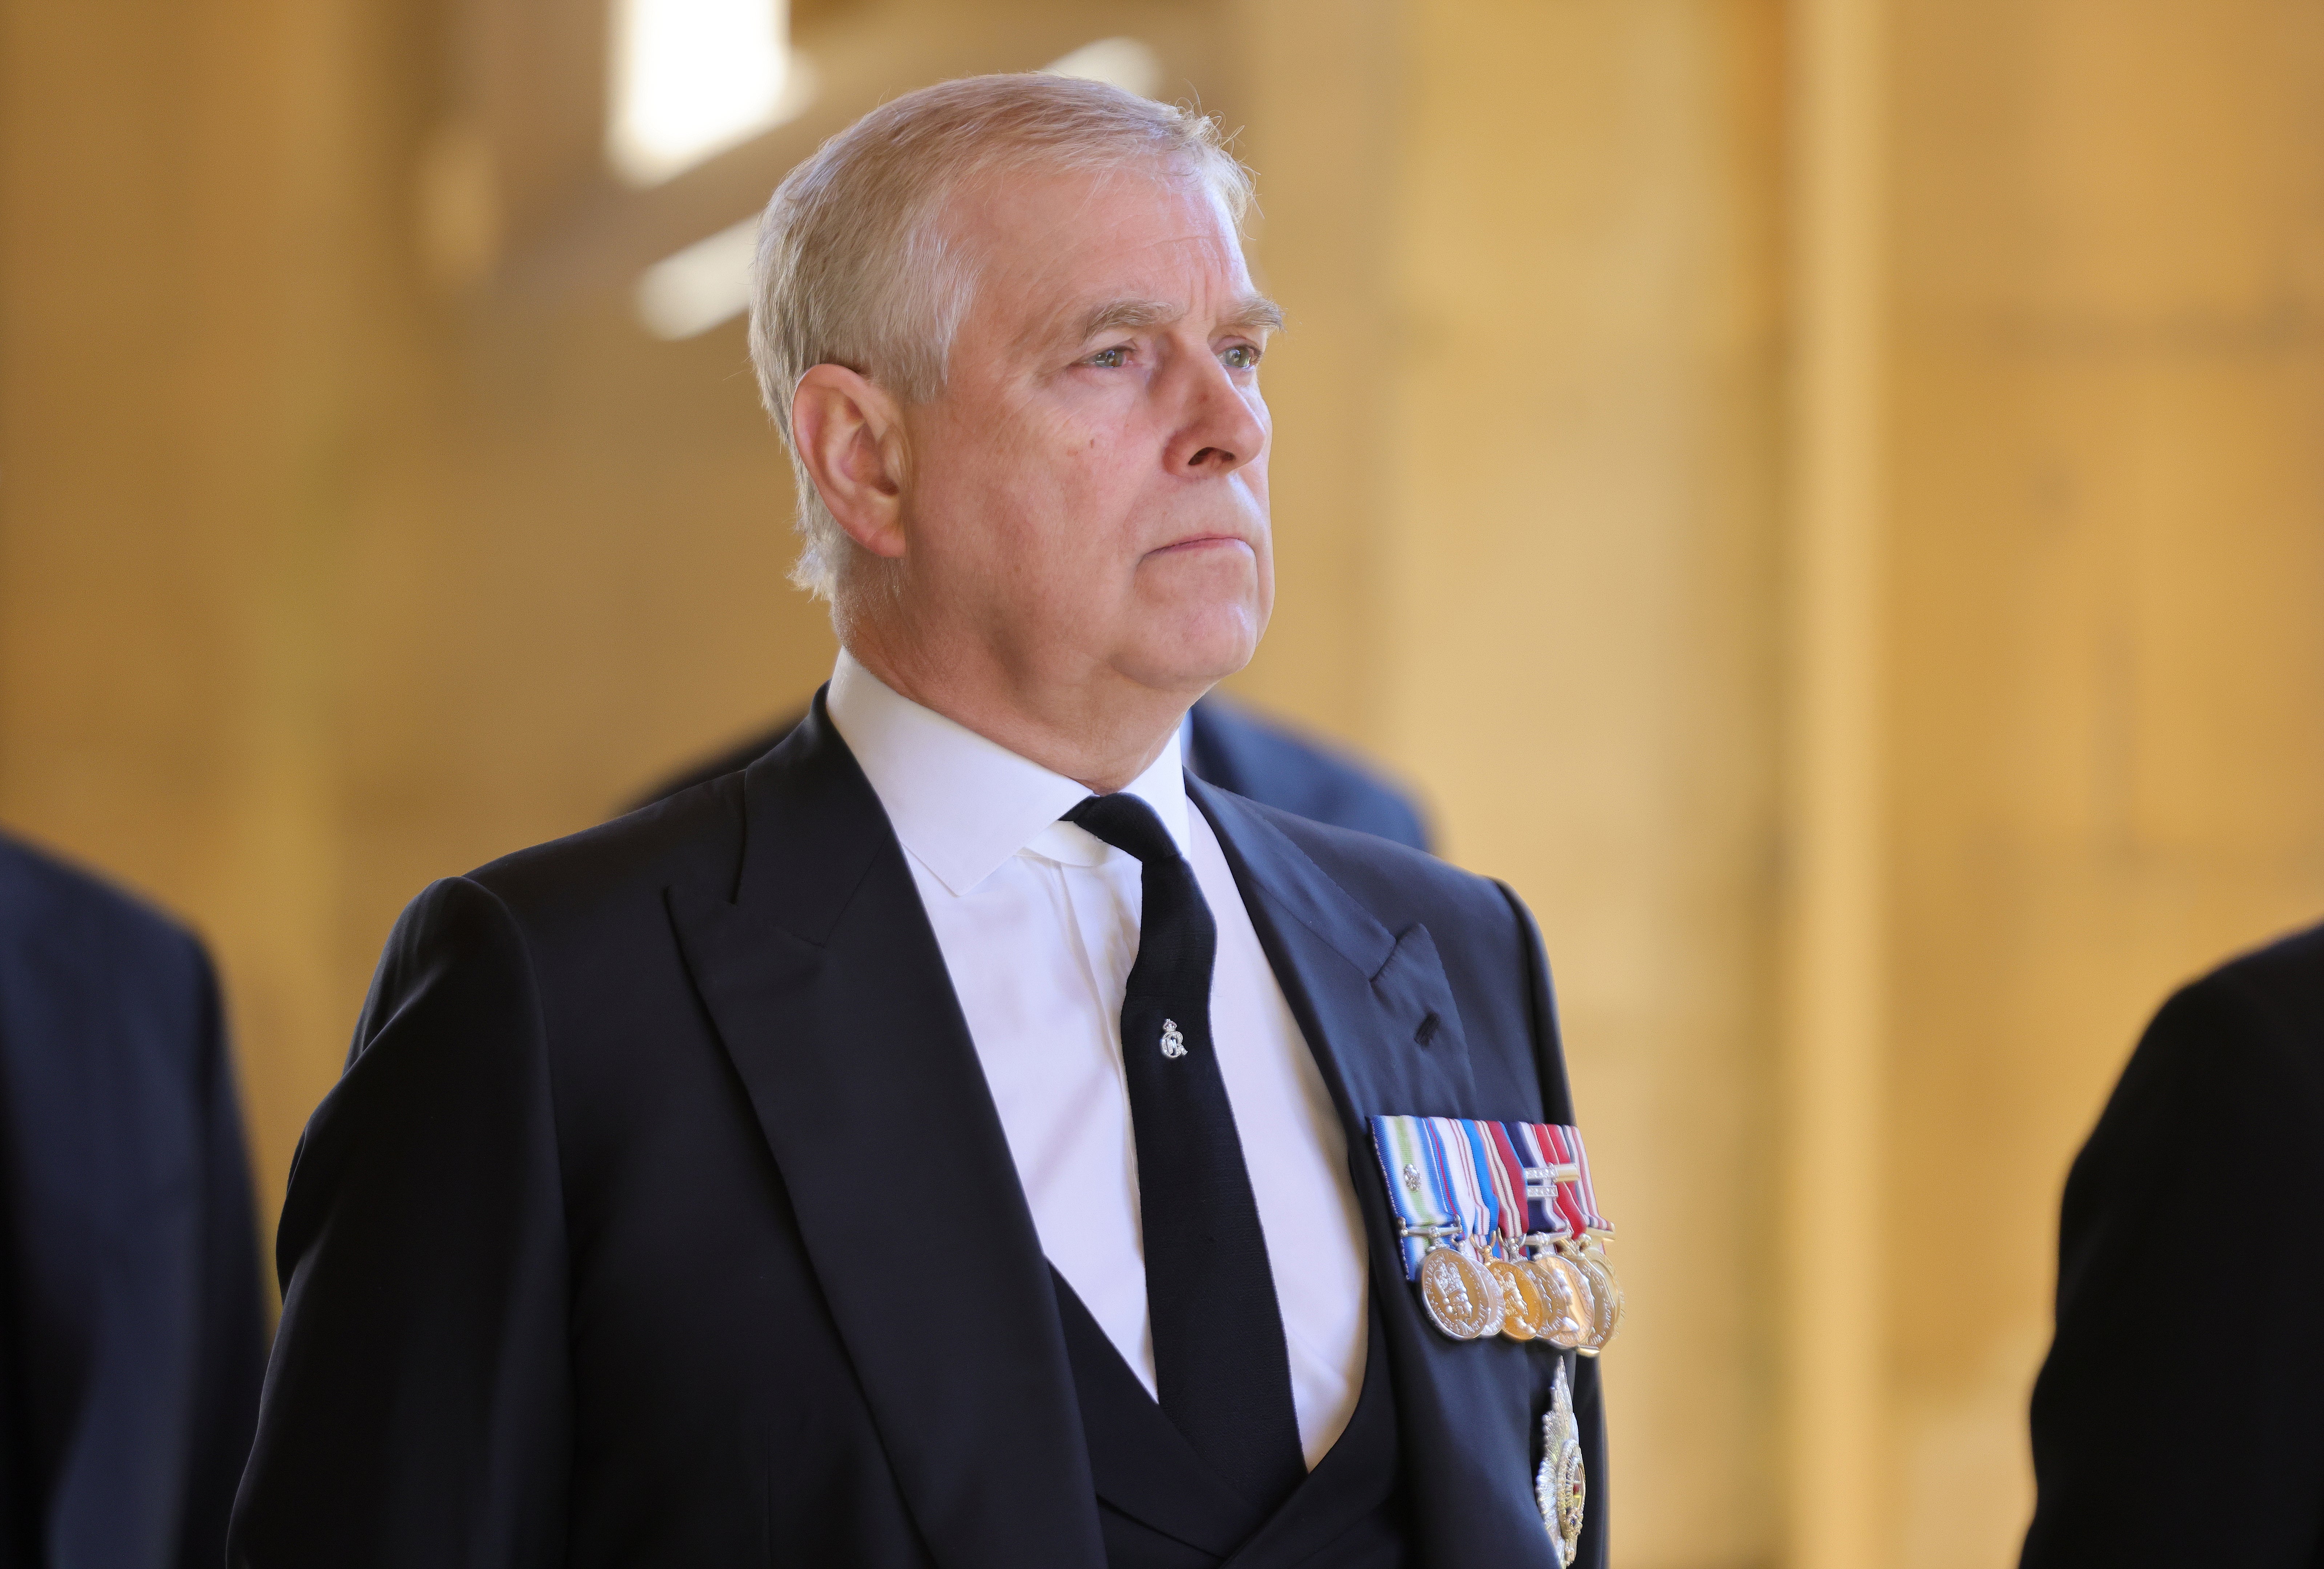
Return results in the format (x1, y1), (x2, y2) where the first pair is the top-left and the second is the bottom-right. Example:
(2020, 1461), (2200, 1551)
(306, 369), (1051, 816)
(1480, 1121), (1537, 1253)
(1368, 1115), (1457, 1279)
(1370, 1115), (1616, 1278)
(1509, 1122), (1576, 1241)
(1427, 1117), (1494, 1257)
(1528, 1122), (1614, 1237)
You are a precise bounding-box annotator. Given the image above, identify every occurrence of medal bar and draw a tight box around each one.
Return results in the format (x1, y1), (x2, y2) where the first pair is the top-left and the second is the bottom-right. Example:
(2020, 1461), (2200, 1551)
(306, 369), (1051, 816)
(1366, 1115), (1626, 1354)
(1368, 1112), (1616, 1562)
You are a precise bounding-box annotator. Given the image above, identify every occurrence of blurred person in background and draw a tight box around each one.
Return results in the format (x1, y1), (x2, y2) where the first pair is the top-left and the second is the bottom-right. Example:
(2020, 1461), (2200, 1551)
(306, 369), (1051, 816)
(2021, 919), (2324, 1565)
(233, 74), (1604, 1569)
(635, 691), (1434, 851)
(0, 830), (266, 1569)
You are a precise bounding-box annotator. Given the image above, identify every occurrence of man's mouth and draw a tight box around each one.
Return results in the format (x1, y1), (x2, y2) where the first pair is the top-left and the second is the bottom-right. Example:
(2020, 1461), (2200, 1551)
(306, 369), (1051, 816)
(1148, 533), (1251, 557)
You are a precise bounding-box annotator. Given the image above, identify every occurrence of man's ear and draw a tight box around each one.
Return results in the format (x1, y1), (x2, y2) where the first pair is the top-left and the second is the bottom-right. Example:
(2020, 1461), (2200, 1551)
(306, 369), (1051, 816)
(792, 365), (909, 559)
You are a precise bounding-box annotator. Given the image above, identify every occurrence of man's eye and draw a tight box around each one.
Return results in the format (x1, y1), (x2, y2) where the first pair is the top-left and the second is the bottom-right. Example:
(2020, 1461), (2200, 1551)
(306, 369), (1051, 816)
(1085, 346), (1130, 369)
(1221, 344), (1262, 371)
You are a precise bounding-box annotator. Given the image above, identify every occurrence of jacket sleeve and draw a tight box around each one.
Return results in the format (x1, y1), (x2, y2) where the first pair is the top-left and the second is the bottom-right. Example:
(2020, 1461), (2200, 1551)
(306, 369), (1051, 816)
(230, 877), (572, 1569)
(176, 938), (269, 1569)
(2021, 972), (2324, 1566)
(1500, 882), (1608, 1569)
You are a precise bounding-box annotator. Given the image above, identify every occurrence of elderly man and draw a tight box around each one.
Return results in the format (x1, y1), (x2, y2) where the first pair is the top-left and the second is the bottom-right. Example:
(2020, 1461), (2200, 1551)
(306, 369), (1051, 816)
(232, 75), (1607, 1568)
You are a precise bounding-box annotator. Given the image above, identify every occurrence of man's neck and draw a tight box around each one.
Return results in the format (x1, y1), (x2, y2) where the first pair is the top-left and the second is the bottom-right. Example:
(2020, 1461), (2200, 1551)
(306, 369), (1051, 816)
(840, 632), (1195, 795)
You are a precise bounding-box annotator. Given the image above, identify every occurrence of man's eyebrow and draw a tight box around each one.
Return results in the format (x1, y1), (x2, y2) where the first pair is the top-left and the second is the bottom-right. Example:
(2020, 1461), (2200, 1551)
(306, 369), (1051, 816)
(1069, 293), (1287, 343)
(1075, 298), (1181, 340)
(1220, 294), (1286, 334)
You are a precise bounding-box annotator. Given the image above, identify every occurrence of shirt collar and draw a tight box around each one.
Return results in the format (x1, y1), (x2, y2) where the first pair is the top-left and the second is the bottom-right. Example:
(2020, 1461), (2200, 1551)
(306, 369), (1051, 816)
(824, 649), (1192, 897)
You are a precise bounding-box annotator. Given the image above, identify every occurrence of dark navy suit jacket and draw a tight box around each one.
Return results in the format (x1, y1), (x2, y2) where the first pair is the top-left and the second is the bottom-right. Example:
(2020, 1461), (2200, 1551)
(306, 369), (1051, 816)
(634, 691), (1434, 853)
(0, 832), (266, 1569)
(234, 697), (1602, 1567)
(2023, 920), (2324, 1567)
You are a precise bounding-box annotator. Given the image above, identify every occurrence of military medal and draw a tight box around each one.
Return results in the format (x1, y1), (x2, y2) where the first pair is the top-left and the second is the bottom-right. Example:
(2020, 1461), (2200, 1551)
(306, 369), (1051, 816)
(1475, 1121), (1549, 1340)
(1368, 1116), (1496, 1340)
(1431, 1117), (1507, 1338)
(1564, 1235), (1624, 1352)
(1525, 1122), (1625, 1354)
(1536, 1360), (1587, 1565)
(1484, 1122), (1581, 1347)
(1368, 1114), (1608, 1565)
(1528, 1247), (1595, 1350)
(1415, 1245), (1499, 1340)
(1485, 1256), (1546, 1341)
(1370, 1114), (1624, 1356)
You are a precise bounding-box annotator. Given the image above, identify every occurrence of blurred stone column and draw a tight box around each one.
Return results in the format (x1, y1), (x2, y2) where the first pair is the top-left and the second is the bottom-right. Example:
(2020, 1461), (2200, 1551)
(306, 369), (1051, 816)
(1234, 4), (1788, 1565)
(0, 0), (383, 1229)
(1882, 4), (2324, 1566)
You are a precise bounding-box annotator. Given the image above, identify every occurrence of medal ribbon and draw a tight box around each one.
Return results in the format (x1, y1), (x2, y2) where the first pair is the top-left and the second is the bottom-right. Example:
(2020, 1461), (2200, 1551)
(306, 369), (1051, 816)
(1456, 1120), (1515, 1260)
(1480, 1121), (1537, 1254)
(1508, 1122), (1575, 1242)
(1368, 1115), (1458, 1279)
(1528, 1123), (1615, 1236)
(1552, 1124), (1613, 1234)
(1426, 1117), (1493, 1258)
(1372, 1115), (1617, 1275)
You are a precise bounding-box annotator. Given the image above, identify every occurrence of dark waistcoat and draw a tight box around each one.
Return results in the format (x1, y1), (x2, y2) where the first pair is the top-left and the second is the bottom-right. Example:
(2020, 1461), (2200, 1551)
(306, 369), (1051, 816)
(1053, 1273), (1413, 1569)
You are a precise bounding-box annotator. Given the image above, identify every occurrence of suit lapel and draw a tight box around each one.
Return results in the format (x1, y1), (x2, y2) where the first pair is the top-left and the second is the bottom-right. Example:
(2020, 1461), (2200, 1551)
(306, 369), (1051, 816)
(1190, 776), (1477, 1119)
(667, 698), (1105, 1569)
(1192, 781), (1563, 1568)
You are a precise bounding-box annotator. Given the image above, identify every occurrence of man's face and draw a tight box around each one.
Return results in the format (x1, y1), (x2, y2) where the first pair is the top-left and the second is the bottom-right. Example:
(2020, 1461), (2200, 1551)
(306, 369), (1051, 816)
(893, 162), (1277, 702)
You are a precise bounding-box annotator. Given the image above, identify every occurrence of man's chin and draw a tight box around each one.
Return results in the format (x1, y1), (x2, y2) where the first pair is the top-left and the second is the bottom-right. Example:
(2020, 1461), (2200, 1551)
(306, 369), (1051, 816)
(1113, 610), (1264, 697)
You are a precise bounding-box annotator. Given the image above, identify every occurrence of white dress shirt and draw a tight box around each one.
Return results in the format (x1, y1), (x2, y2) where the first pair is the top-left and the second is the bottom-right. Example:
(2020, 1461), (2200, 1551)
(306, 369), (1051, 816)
(824, 651), (1370, 1467)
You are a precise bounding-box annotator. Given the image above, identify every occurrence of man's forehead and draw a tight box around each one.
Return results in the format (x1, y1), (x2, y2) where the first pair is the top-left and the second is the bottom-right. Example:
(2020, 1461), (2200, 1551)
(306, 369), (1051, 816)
(1014, 229), (1254, 318)
(950, 165), (1262, 330)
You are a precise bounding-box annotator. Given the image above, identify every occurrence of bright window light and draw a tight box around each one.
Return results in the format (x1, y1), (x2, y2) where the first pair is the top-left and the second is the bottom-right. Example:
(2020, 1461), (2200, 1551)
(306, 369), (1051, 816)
(1041, 37), (1164, 100)
(636, 218), (759, 339)
(608, 0), (812, 186)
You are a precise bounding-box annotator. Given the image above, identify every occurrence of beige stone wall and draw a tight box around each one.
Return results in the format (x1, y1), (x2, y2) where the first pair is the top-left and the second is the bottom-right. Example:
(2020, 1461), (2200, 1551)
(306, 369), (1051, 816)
(0, 0), (828, 1215)
(5, 0), (2323, 1565)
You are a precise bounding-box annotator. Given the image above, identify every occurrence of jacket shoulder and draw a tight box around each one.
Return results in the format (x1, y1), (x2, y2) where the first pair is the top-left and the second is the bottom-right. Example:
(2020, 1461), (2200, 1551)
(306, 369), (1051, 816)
(0, 828), (206, 976)
(2186, 919), (2324, 1045)
(2121, 918), (2324, 1096)
(2082, 917), (2324, 1181)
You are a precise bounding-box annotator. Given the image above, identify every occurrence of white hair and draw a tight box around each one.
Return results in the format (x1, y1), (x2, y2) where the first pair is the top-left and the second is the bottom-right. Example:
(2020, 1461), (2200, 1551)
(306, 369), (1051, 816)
(747, 73), (1255, 605)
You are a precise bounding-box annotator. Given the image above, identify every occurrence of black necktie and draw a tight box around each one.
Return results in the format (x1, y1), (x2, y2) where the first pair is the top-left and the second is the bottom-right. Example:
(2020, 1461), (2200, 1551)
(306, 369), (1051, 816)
(1063, 792), (1307, 1507)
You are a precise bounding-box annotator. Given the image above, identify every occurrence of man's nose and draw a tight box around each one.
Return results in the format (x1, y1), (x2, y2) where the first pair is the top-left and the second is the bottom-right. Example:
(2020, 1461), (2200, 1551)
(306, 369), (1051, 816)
(1166, 350), (1268, 477)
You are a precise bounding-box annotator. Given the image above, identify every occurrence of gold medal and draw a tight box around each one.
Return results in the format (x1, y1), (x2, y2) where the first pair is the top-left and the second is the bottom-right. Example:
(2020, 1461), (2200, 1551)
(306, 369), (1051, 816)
(1536, 1360), (1586, 1564)
(1416, 1244), (1499, 1340)
(1582, 1233), (1625, 1343)
(1561, 1234), (1624, 1355)
(1524, 1246), (1594, 1350)
(1487, 1257), (1545, 1340)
